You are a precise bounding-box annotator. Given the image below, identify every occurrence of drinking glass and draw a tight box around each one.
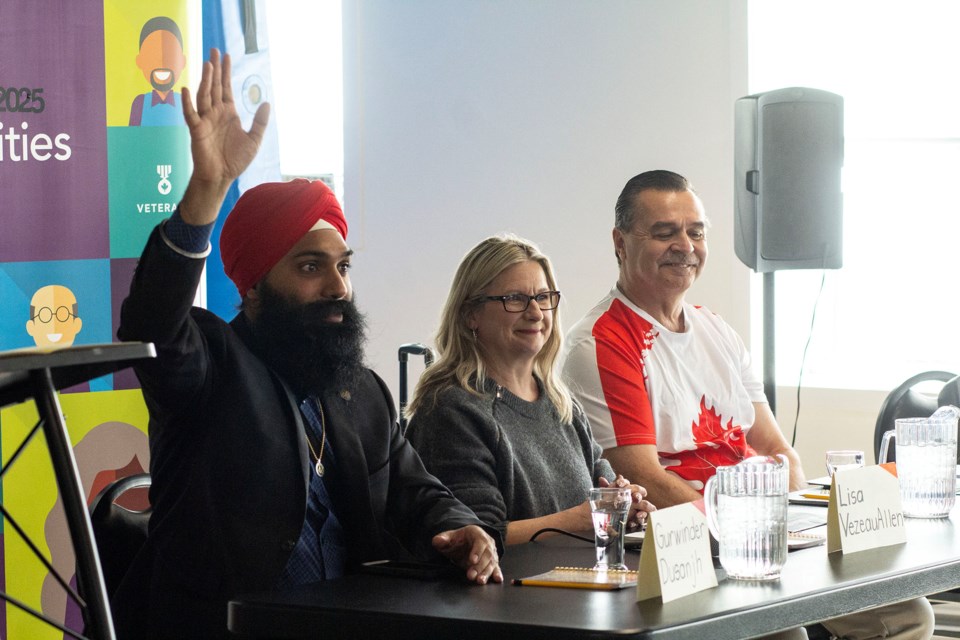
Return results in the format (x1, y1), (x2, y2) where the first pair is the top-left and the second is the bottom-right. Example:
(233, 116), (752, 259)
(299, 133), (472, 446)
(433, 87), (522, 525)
(589, 487), (631, 571)
(825, 450), (865, 478)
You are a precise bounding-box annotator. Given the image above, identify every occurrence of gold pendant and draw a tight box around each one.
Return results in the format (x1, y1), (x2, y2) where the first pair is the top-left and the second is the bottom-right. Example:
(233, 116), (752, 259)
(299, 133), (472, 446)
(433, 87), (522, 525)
(315, 459), (325, 477)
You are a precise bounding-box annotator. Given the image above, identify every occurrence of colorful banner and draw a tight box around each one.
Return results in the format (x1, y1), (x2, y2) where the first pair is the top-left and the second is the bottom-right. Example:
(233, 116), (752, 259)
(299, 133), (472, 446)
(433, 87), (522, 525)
(1, 0), (280, 634)
(0, 2), (109, 265)
(1, 392), (150, 638)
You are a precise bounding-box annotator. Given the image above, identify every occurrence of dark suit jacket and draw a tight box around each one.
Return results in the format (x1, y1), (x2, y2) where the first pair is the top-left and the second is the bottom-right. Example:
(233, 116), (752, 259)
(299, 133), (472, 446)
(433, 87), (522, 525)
(114, 225), (491, 639)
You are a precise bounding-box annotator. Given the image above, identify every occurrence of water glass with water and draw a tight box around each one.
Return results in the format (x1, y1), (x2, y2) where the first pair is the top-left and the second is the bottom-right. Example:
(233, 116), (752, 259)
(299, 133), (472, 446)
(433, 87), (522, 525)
(704, 455), (789, 581)
(589, 487), (631, 571)
(879, 406), (959, 518)
(825, 450), (865, 478)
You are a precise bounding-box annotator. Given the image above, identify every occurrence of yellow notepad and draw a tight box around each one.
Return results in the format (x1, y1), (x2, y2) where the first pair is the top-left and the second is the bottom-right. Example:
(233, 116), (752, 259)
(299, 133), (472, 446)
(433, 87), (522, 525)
(512, 566), (638, 590)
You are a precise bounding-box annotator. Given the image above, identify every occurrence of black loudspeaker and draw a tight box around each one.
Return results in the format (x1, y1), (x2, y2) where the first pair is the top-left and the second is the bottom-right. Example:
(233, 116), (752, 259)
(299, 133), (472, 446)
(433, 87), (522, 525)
(734, 87), (844, 272)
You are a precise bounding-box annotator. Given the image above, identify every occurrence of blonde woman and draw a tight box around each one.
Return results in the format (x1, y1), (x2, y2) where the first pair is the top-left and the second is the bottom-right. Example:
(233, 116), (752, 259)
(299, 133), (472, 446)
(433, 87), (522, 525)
(406, 235), (654, 545)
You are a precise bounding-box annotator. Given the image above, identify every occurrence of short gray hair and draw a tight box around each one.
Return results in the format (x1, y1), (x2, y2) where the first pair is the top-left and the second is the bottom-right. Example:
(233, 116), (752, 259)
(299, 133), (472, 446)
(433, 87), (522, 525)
(614, 170), (694, 232)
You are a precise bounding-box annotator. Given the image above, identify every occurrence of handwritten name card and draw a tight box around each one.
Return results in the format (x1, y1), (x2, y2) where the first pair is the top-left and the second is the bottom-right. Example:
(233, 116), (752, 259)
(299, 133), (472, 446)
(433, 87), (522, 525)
(827, 464), (906, 554)
(637, 501), (717, 603)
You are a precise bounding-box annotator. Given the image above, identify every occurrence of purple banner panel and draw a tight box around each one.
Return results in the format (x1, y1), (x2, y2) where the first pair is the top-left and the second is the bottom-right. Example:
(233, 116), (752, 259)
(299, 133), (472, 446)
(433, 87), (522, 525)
(0, 0), (109, 263)
(110, 257), (142, 390)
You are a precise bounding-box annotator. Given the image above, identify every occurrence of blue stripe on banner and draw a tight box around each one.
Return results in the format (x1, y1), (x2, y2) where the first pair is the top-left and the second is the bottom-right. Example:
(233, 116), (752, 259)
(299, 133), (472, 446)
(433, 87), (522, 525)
(202, 0), (226, 52)
(207, 182), (243, 319)
(200, 0), (280, 319)
(202, 0), (240, 318)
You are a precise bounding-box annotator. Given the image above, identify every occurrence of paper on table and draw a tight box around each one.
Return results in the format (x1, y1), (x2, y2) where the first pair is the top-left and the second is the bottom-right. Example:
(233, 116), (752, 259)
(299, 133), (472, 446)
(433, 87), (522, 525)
(512, 566), (638, 590)
(788, 489), (831, 507)
(789, 530), (826, 550)
(624, 529), (644, 548)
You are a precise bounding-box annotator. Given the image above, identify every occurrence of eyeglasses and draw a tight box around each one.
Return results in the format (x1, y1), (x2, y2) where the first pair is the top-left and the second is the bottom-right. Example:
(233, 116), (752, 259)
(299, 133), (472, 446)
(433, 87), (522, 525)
(31, 306), (77, 323)
(476, 291), (561, 313)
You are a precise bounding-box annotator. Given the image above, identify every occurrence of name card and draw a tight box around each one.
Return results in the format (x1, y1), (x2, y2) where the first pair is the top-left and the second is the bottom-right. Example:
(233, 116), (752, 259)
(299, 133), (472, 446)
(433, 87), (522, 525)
(637, 501), (717, 603)
(827, 464), (906, 554)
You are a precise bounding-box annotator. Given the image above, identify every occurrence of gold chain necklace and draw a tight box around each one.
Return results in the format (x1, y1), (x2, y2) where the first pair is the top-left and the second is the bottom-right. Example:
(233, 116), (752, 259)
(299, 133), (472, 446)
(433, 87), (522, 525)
(304, 399), (327, 477)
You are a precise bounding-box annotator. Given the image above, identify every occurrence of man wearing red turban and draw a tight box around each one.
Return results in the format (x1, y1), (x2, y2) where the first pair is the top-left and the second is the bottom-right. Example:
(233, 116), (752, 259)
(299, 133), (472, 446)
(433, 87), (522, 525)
(116, 49), (502, 640)
(220, 176), (348, 299)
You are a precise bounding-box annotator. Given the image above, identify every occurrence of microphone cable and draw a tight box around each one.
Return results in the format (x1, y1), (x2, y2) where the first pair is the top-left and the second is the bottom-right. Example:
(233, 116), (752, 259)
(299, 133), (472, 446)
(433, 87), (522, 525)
(791, 269), (828, 448)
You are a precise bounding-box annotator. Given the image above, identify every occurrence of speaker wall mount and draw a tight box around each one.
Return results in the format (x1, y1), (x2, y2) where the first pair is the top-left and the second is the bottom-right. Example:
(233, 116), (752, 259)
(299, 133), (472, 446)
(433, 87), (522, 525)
(733, 87), (844, 414)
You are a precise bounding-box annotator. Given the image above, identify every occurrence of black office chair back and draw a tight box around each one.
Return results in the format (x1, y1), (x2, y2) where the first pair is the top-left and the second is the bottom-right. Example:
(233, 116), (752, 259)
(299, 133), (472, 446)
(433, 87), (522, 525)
(937, 374), (960, 409)
(88, 473), (152, 597)
(873, 371), (956, 464)
(398, 343), (435, 433)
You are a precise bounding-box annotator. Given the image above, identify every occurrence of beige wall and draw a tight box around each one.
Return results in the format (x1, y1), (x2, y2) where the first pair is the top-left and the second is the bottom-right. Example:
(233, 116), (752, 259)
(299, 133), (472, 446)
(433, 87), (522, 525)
(775, 386), (888, 480)
(342, 0), (886, 480)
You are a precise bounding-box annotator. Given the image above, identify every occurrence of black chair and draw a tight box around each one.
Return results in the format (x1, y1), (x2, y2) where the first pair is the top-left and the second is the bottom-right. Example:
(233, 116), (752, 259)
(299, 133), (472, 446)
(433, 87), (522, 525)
(873, 371), (956, 463)
(88, 473), (151, 598)
(398, 343), (435, 433)
(938, 374), (960, 410)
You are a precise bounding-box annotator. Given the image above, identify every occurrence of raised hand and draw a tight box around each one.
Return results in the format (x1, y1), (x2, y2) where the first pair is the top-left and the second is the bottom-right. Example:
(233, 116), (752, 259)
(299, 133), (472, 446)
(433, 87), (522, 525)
(179, 48), (271, 225)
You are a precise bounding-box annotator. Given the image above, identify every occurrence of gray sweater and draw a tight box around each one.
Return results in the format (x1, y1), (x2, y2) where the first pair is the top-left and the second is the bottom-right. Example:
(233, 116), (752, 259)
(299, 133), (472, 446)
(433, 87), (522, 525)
(406, 378), (615, 539)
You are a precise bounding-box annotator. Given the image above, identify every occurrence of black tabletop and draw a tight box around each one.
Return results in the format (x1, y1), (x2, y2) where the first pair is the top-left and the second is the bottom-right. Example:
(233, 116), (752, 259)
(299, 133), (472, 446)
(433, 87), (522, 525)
(0, 342), (155, 408)
(229, 509), (960, 640)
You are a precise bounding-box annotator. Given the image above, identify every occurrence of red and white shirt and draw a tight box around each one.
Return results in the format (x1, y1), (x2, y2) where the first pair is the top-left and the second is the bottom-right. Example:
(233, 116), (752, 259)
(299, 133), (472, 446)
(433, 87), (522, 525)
(561, 287), (764, 493)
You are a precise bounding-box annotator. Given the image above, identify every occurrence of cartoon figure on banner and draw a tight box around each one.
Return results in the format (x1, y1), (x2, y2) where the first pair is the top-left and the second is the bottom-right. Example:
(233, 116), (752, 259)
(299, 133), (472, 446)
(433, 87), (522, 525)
(25, 285), (83, 348)
(129, 16), (186, 127)
(40, 421), (150, 637)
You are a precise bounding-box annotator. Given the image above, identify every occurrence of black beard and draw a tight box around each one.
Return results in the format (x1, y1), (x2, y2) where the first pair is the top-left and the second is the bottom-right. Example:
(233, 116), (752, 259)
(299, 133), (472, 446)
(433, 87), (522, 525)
(250, 282), (368, 399)
(150, 69), (176, 93)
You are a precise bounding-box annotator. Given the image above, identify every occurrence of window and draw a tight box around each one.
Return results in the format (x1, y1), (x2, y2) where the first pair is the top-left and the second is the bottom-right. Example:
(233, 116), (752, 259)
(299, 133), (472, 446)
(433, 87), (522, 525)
(748, 1), (960, 390)
(265, 0), (343, 185)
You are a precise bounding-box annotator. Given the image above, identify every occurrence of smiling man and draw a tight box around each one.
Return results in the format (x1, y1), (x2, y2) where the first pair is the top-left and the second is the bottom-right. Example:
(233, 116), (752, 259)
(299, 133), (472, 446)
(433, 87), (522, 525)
(562, 170), (804, 504)
(561, 170), (933, 640)
(116, 49), (501, 640)
(26, 284), (83, 348)
(129, 16), (187, 127)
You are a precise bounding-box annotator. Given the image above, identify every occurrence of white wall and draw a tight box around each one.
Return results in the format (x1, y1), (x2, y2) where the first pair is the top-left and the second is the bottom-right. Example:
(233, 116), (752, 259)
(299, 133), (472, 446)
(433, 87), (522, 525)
(341, 0), (881, 479)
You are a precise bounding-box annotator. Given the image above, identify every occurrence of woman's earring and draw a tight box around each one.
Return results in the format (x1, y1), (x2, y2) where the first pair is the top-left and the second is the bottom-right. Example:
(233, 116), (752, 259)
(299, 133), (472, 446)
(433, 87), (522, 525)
(471, 328), (478, 340)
